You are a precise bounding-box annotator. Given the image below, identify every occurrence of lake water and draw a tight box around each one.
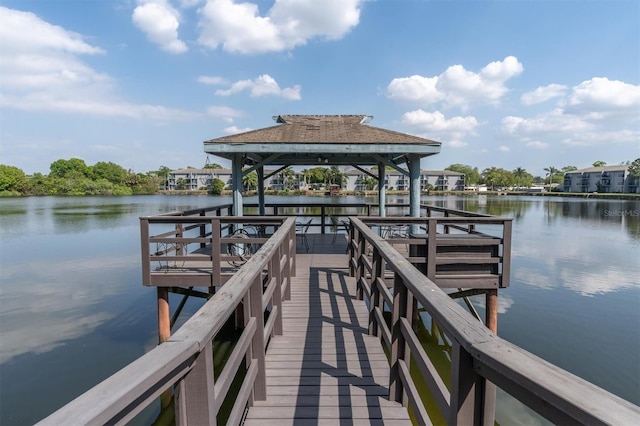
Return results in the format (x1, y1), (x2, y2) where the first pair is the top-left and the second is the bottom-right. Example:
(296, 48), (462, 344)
(0, 194), (638, 424)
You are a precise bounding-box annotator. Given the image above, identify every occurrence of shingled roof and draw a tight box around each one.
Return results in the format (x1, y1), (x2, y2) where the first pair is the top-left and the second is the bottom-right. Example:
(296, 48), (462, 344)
(203, 114), (442, 167)
(205, 115), (441, 145)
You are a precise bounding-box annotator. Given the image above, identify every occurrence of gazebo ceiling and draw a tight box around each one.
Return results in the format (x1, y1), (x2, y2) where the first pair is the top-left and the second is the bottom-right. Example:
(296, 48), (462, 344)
(203, 115), (442, 167)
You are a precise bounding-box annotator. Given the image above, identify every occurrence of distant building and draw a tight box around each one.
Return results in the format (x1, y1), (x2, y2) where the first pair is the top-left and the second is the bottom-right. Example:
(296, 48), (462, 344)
(167, 168), (232, 190)
(563, 165), (638, 193)
(167, 167), (466, 192)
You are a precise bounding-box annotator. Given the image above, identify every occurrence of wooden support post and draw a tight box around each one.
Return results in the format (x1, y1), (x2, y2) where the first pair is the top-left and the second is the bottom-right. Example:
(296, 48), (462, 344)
(486, 289), (498, 333)
(157, 287), (172, 409)
(158, 287), (170, 344)
(483, 289), (498, 425)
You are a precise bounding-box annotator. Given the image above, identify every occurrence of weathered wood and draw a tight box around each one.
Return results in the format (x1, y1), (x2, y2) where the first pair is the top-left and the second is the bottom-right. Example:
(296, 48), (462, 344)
(37, 340), (197, 426)
(400, 317), (450, 416)
(157, 287), (171, 344)
(213, 318), (255, 414)
(176, 342), (216, 426)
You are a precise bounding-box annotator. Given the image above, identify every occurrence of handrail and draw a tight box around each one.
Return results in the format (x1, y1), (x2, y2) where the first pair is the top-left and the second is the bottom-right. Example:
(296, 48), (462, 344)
(38, 217), (297, 426)
(348, 217), (639, 425)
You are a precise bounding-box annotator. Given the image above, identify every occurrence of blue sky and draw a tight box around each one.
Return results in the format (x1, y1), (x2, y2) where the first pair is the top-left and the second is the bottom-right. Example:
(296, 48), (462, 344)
(1, 0), (638, 177)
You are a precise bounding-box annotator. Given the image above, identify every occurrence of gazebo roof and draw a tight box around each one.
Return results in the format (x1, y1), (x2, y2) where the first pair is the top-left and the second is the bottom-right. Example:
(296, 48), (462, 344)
(203, 115), (442, 167)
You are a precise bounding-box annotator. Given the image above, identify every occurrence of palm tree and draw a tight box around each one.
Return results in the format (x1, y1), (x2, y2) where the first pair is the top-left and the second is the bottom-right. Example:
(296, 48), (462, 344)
(281, 167), (295, 190)
(242, 170), (257, 192)
(513, 167), (527, 189)
(544, 166), (559, 185)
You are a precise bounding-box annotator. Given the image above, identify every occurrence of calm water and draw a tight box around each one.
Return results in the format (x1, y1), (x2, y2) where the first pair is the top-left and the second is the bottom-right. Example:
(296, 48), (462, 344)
(0, 194), (638, 424)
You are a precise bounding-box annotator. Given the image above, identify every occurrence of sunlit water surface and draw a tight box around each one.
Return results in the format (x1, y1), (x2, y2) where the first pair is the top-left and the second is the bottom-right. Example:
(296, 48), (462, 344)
(0, 195), (638, 424)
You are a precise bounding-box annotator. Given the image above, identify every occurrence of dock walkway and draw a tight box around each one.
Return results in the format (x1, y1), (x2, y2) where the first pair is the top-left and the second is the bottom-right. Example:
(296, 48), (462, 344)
(244, 235), (411, 425)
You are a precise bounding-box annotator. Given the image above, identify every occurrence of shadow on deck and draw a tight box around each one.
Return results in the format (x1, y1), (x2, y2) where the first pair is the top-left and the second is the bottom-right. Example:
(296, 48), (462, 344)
(245, 236), (411, 425)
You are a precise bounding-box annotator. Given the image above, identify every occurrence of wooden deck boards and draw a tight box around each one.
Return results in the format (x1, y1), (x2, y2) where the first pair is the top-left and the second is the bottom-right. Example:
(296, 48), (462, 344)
(244, 241), (411, 425)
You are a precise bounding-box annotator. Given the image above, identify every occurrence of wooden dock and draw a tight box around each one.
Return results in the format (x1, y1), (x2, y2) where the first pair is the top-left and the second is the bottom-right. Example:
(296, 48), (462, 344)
(244, 235), (411, 425)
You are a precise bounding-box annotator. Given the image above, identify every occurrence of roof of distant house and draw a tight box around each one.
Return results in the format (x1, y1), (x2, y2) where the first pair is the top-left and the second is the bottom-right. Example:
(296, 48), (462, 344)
(565, 165), (629, 174)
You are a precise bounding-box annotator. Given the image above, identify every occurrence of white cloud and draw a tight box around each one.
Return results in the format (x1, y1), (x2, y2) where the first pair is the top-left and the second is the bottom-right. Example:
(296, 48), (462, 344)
(198, 75), (227, 85)
(132, 1), (188, 54)
(502, 108), (593, 135)
(197, 0), (362, 54)
(0, 7), (105, 55)
(401, 109), (478, 133)
(498, 145), (510, 152)
(525, 141), (550, 149)
(561, 129), (639, 147)
(521, 84), (567, 105)
(224, 125), (252, 134)
(386, 75), (441, 104)
(387, 56), (523, 109)
(0, 6), (198, 120)
(206, 105), (243, 122)
(566, 77), (640, 113)
(503, 77), (640, 149)
(400, 109), (477, 148)
(215, 74), (301, 100)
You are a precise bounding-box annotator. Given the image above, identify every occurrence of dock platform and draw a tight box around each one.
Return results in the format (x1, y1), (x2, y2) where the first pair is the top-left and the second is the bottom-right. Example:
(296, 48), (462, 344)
(244, 235), (411, 425)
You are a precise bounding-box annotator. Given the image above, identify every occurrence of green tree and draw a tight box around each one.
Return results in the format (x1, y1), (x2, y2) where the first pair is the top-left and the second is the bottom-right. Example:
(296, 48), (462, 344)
(512, 167), (533, 189)
(445, 163), (481, 186)
(325, 166), (346, 188)
(210, 178), (225, 195)
(242, 170), (257, 191)
(0, 165), (28, 194)
(592, 161), (607, 167)
(176, 178), (186, 190)
(91, 161), (128, 185)
(156, 165), (171, 190)
(361, 176), (377, 190)
(482, 167), (514, 190)
(281, 167), (296, 189)
(628, 158), (640, 178)
(49, 158), (90, 178)
(561, 165), (577, 173)
(204, 163), (223, 169)
(543, 166), (563, 184)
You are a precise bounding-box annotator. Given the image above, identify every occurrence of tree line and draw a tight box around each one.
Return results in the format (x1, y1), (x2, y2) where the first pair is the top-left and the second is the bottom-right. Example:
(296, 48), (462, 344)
(2, 158), (638, 196)
(0, 159), (165, 196)
(445, 159), (640, 190)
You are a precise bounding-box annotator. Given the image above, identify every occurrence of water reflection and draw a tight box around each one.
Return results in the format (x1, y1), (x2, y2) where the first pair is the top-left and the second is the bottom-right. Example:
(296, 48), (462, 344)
(0, 194), (638, 423)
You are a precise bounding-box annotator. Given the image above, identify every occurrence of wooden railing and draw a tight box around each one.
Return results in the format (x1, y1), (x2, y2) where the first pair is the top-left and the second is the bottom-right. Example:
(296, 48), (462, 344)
(352, 215), (512, 290)
(348, 216), (639, 425)
(37, 217), (297, 426)
(141, 211), (294, 287)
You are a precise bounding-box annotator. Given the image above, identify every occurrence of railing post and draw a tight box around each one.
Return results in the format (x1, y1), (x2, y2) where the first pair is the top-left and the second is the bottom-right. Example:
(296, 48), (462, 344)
(348, 224), (356, 277)
(426, 218), (437, 282)
(199, 210), (206, 249)
(272, 245), (283, 335)
(389, 272), (410, 404)
(368, 248), (382, 336)
(249, 275), (267, 400)
(175, 343), (216, 426)
(355, 230), (366, 300)
(450, 341), (486, 425)
(140, 218), (150, 285)
(321, 205), (326, 234)
(211, 219), (221, 287)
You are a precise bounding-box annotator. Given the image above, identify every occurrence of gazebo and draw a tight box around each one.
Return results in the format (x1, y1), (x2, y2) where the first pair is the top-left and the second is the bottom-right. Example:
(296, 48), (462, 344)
(203, 115), (442, 217)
